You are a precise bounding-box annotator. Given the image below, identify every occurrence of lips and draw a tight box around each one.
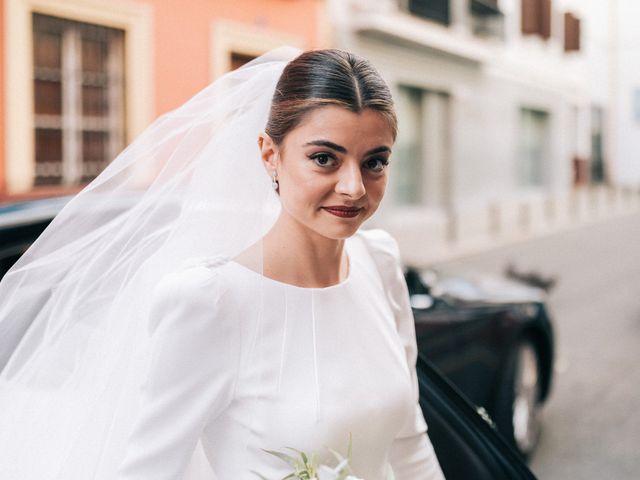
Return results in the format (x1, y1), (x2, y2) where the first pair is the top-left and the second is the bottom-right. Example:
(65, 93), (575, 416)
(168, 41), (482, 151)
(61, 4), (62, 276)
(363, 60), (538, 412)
(322, 206), (363, 218)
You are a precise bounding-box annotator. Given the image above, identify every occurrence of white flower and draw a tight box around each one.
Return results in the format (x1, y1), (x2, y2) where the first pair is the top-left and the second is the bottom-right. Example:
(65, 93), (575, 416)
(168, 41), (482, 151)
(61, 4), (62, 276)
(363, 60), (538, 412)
(316, 465), (339, 480)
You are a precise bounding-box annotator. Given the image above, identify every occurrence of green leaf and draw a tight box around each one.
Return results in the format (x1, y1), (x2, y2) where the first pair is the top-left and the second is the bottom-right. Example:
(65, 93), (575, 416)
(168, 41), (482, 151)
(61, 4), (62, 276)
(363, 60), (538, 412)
(284, 446), (305, 456)
(327, 446), (345, 463)
(261, 448), (297, 467)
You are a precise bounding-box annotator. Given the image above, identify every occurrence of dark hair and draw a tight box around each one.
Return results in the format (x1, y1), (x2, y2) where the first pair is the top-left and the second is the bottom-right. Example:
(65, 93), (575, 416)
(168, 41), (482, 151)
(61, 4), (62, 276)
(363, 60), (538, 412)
(265, 49), (397, 147)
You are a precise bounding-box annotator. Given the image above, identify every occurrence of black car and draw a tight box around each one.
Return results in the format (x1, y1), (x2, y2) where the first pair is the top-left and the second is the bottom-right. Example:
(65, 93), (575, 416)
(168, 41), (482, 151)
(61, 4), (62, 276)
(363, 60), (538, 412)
(0, 196), (540, 478)
(405, 265), (555, 459)
(0, 195), (73, 276)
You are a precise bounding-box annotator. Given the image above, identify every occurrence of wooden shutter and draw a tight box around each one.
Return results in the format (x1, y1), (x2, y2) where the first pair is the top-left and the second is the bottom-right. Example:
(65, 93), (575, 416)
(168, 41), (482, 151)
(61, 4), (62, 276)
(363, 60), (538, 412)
(540, 0), (551, 39)
(564, 12), (581, 52)
(521, 0), (540, 35)
(33, 15), (64, 185)
(522, 0), (552, 39)
(32, 14), (124, 187)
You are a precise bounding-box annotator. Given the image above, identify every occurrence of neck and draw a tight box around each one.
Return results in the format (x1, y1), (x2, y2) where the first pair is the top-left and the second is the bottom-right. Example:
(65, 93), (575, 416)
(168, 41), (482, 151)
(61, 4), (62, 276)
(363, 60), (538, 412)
(261, 213), (349, 288)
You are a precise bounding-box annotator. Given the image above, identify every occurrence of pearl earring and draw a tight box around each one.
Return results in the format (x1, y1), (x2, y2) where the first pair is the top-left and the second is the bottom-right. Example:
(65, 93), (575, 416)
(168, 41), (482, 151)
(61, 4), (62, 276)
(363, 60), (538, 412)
(271, 170), (279, 191)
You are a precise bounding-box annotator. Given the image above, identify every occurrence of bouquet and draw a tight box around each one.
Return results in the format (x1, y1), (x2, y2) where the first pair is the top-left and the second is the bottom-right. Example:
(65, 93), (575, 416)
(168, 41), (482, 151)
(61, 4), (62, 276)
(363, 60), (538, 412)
(252, 433), (395, 480)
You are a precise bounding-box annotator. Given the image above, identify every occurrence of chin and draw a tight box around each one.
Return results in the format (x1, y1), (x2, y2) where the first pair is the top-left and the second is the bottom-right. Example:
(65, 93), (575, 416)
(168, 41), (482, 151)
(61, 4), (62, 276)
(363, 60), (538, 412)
(315, 221), (364, 240)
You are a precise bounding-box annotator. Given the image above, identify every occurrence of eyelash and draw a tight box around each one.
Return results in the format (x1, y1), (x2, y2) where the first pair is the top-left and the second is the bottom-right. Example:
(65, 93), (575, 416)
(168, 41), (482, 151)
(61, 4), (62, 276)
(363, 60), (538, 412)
(308, 153), (389, 172)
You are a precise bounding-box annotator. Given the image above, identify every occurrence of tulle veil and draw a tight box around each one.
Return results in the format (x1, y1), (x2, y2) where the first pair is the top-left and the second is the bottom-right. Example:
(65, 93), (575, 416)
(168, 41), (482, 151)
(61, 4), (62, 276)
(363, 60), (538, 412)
(0, 45), (303, 479)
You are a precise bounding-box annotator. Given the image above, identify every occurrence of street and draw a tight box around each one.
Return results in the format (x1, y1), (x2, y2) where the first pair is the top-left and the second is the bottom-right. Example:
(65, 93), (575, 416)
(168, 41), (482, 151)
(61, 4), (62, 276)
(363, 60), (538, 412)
(434, 212), (640, 479)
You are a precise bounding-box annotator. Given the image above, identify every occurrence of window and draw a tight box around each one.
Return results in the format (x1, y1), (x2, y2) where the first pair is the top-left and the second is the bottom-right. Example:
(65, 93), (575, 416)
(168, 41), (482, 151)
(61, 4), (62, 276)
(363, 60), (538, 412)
(394, 86), (423, 205)
(393, 86), (450, 207)
(590, 106), (605, 183)
(471, 0), (500, 14)
(471, 0), (505, 39)
(521, 0), (551, 39)
(405, 0), (450, 26)
(32, 13), (125, 187)
(230, 52), (257, 71)
(518, 108), (550, 187)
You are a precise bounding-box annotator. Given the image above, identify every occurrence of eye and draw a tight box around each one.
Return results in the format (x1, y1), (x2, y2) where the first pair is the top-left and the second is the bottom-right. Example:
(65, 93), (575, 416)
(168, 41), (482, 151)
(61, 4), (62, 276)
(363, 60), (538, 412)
(309, 152), (338, 168)
(364, 157), (389, 172)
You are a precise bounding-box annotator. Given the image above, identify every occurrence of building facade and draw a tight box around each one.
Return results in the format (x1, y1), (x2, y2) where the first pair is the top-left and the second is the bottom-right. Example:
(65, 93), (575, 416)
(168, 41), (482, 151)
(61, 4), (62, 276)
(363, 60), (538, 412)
(330, 0), (638, 265)
(0, 0), (328, 201)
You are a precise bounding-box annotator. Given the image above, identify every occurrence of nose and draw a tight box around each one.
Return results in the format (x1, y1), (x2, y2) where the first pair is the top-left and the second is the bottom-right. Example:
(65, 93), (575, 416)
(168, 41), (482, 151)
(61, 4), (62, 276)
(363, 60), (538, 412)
(335, 161), (366, 199)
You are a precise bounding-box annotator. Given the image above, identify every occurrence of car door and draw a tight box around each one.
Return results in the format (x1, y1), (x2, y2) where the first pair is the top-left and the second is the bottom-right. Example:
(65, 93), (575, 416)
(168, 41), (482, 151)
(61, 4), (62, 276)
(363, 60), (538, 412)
(417, 354), (537, 480)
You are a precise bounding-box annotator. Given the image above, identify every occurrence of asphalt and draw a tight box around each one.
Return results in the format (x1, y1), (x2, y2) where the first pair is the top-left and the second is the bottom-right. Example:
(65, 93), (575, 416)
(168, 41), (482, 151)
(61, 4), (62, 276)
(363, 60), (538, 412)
(433, 212), (640, 479)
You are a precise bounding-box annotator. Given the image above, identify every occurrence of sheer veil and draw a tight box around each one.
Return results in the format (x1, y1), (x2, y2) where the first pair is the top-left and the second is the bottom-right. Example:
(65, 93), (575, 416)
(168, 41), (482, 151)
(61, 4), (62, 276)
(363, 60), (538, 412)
(0, 45), (302, 479)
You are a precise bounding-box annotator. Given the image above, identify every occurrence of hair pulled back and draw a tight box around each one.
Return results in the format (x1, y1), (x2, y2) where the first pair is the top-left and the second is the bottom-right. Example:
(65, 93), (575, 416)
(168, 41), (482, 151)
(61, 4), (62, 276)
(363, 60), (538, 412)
(265, 49), (397, 146)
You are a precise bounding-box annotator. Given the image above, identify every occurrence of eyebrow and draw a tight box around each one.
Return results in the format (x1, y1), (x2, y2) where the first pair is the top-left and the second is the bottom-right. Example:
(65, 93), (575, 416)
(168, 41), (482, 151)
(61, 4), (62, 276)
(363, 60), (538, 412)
(302, 139), (391, 156)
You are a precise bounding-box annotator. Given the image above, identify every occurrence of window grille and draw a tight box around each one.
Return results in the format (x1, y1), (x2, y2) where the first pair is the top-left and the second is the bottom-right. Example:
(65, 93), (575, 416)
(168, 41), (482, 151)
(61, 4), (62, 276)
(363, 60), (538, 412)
(32, 13), (125, 187)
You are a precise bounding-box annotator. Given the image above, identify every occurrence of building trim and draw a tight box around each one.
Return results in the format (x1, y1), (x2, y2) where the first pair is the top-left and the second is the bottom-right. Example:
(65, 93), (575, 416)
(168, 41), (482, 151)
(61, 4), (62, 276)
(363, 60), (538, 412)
(209, 19), (304, 80)
(351, 10), (490, 64)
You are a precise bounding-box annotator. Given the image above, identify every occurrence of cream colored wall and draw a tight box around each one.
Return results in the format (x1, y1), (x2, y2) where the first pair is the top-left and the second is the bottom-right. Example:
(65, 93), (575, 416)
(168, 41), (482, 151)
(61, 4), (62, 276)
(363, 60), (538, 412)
(210, 20), (303, 80)
(3, 0), (153, 194)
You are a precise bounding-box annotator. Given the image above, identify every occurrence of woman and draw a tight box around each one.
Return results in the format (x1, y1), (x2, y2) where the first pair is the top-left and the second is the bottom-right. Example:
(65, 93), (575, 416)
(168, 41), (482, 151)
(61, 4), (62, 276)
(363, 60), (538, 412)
(0, 48), (444, 479)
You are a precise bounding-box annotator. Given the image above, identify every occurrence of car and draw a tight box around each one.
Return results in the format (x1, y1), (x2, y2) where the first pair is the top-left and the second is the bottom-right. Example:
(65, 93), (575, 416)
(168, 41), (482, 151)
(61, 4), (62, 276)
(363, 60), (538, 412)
(0, 195), (74, 276)
(405, 265), (555, 460)
(417, 354), (537, 479)
(0, 196), (541, 477)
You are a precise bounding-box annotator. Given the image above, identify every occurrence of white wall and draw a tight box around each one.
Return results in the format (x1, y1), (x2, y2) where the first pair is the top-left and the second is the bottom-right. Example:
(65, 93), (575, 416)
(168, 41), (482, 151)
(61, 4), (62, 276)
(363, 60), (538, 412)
(329, 0), (638, 265)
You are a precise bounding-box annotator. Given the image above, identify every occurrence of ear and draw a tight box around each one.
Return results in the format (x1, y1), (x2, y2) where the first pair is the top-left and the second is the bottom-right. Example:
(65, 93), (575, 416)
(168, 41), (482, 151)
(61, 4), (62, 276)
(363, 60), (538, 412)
(257, 132), (280, 175)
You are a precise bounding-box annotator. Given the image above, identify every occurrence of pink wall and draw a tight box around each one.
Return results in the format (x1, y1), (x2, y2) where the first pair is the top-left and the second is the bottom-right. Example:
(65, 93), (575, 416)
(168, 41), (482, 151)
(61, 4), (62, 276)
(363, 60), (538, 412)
(0, 0), (325, 200)
(139, 0), (325, 116)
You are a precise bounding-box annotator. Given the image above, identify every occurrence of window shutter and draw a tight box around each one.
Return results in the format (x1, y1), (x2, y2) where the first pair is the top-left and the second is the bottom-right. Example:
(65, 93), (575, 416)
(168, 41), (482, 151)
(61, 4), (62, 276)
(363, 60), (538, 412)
(522, 0), (552, 39)
(32, 14), (125, 187)
(521, 0), (540, 35)
(540, 0), (552, 39)
(564, 12), (581, 52)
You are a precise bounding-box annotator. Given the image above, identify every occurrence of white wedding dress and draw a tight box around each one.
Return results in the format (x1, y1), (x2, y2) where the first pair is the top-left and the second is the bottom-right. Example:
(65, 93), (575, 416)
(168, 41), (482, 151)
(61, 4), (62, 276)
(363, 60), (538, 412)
(116, 228), (445, 480)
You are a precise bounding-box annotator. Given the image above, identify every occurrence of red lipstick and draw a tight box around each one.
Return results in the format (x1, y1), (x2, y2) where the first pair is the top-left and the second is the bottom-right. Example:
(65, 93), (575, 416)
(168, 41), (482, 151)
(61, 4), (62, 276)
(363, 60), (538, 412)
(322, 206), (363, 218)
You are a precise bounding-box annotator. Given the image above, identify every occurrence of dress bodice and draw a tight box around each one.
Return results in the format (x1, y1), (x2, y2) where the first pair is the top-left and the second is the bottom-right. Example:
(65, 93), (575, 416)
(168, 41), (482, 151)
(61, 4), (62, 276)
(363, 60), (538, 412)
(116, 229), (445, 480)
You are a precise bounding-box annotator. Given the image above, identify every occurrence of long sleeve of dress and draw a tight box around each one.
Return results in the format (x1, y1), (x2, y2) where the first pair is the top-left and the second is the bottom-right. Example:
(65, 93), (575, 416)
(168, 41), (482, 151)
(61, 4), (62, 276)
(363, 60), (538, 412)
(360, 229), (445, 480)
(116, 263), (239, 479)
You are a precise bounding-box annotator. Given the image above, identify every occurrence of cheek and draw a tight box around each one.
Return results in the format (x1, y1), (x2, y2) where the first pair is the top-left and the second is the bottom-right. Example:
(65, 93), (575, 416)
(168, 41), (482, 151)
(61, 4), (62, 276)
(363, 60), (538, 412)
(281, 157), (316, 186)
(366, 175), (388, 203)
(280, 170), (329, 208)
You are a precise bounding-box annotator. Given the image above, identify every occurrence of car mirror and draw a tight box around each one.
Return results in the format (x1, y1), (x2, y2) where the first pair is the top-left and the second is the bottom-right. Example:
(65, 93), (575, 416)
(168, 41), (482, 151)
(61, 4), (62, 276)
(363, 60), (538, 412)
(410, 293), (434, 310)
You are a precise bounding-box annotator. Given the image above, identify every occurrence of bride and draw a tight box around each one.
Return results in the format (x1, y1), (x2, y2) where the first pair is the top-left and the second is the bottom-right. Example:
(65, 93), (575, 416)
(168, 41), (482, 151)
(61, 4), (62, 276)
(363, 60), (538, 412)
(0, 47), (444, 479)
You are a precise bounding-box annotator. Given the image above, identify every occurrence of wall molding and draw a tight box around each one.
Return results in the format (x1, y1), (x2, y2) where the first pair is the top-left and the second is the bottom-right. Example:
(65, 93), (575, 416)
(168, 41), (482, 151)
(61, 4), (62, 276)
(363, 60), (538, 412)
(210, 19), (303, 80)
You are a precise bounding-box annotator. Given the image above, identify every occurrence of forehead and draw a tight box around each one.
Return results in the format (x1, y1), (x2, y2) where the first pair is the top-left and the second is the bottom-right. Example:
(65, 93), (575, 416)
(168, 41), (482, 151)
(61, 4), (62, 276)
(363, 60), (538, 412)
(284, 106), (394, 150)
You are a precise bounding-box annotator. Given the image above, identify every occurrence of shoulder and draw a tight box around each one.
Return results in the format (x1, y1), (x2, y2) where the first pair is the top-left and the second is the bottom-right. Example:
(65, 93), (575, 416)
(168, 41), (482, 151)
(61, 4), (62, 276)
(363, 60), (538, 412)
(148, 255), (230, 335)
(354, 228), (402, 266)
(153, 255), (229, 300)
(354, 228), (408, 305)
